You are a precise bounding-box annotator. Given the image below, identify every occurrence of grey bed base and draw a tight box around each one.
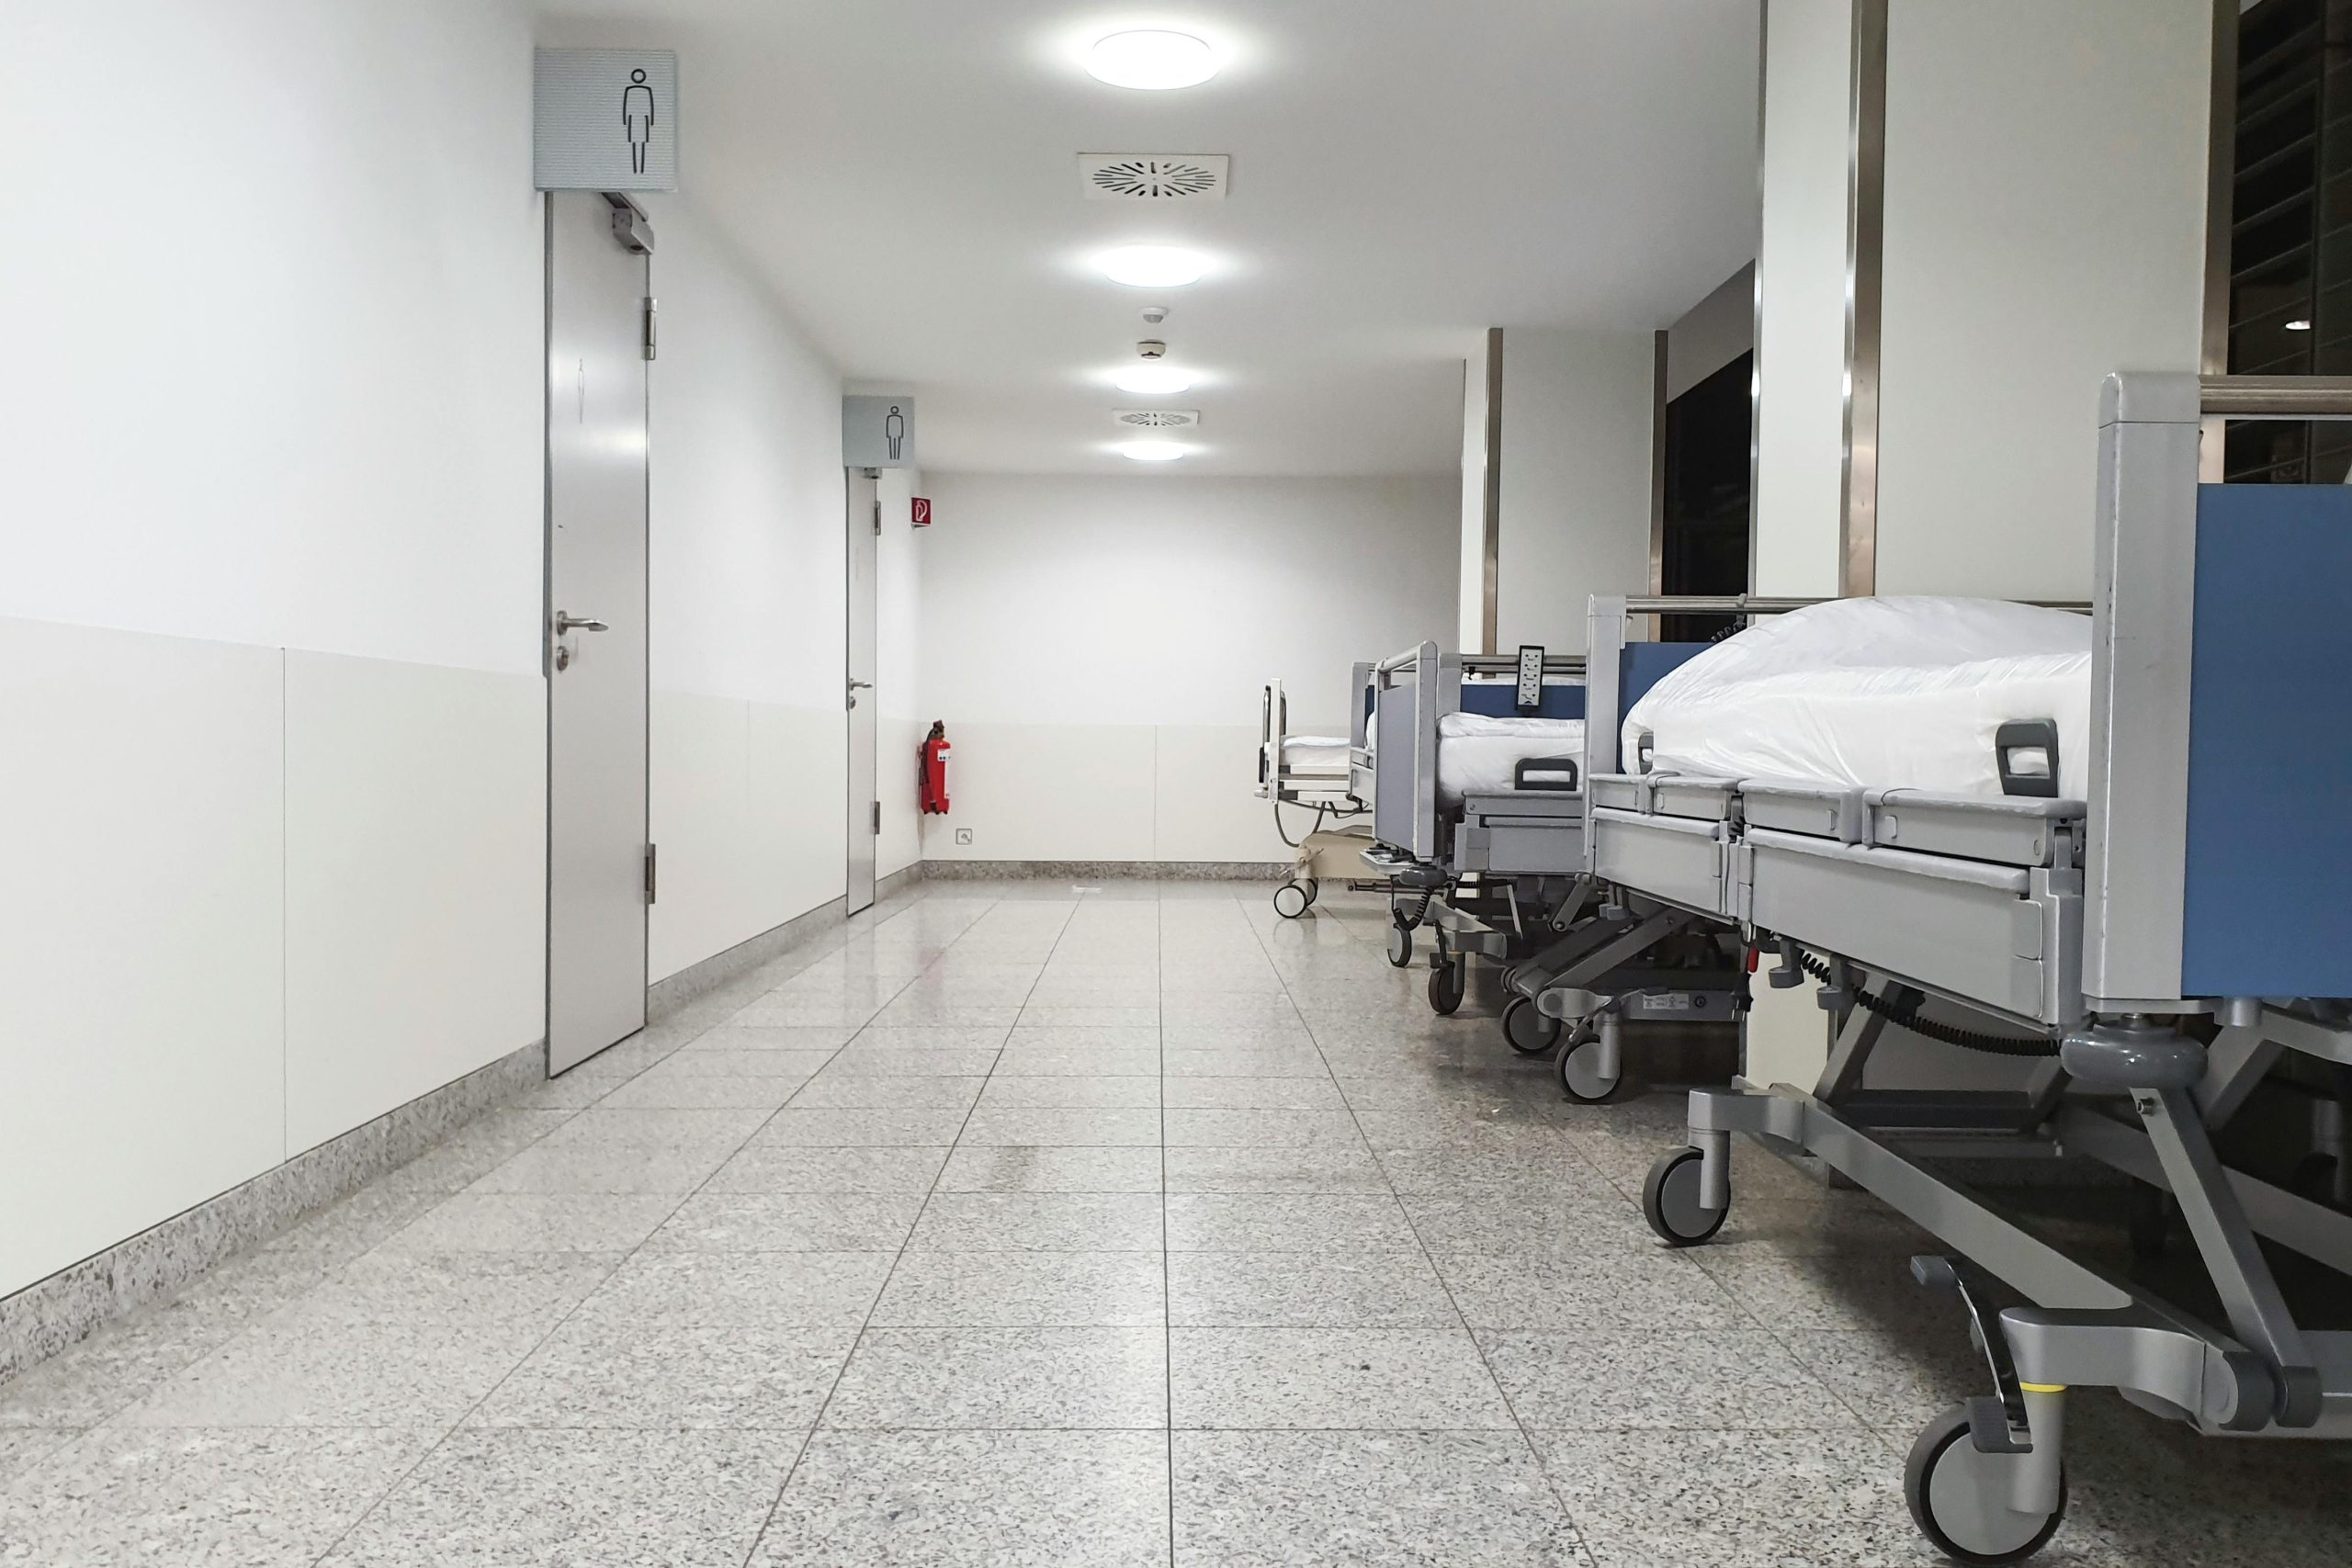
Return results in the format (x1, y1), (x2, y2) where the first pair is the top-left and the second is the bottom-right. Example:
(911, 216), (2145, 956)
(1599, 376), (2352, 1562)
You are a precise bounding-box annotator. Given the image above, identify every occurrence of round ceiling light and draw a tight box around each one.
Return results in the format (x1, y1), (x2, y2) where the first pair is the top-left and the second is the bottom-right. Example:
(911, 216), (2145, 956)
(1100, 245), (1207, 288)
(1114, 365), (1198, 395)
(1117, 438), (1192, 462)
(1086, 29), (1219, 90)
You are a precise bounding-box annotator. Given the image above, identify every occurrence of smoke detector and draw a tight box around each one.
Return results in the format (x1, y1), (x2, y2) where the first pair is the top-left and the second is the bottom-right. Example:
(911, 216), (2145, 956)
(1114, 409), (1200, 429)
(1136, 339), (1168, 360)
(1080, 153), (1229, 202)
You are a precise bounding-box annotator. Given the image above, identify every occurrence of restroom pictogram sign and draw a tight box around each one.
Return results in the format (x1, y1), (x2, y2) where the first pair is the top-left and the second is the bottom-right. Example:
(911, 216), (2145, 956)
(535, 50), (679, 191)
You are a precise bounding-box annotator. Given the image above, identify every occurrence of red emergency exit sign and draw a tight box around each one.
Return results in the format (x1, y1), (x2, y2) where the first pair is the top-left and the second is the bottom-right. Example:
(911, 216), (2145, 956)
(910, 497), (933, 527)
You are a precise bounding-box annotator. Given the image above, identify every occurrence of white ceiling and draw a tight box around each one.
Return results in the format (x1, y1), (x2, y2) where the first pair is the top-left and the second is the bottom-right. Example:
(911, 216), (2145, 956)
(540, 2), (1761, 476)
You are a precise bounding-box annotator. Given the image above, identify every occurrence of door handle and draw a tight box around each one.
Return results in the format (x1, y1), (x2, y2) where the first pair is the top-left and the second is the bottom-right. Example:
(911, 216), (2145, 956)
(848, 680), (874, 690)
(555, 613), (609, 634)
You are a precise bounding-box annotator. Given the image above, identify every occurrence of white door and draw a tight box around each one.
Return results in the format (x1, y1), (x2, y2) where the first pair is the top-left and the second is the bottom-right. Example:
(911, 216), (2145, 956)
(546, 192), (651, 1074)
(845, 469), (880, 915)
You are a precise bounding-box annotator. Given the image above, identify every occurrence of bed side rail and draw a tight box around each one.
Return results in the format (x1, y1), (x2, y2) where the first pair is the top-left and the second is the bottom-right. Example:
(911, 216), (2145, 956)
(2086, 373), (2352, 1012)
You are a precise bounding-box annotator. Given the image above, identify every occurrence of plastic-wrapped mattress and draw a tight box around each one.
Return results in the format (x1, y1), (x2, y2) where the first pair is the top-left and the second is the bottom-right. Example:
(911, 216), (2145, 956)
(1623, 597), (2091, 800)
(1272, 735), (1351, 777)
(1436, 714), (1586, 807)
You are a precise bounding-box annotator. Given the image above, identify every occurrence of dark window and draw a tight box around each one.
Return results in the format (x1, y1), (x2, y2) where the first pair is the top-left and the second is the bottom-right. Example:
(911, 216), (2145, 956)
(1659, 349), (1753, 642)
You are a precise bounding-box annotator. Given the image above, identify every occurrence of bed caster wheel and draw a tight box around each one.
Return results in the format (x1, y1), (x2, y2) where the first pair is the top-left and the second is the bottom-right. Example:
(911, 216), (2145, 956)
(1428, 957), (1465, 1016)
(1386, 914), (1413, 968)
(1272, 881), (1312, 919)
(1642, 1146), (1727, 1247)
(2127, 1179), (2177, 1258)
(1904, 1403), (2067, 1565)
(1557, 1032), (1623, 1104)
(1500, 996), (1560, 1055)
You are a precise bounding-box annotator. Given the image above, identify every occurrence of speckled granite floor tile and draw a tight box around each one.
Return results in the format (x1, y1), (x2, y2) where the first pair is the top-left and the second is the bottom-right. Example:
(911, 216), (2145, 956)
(869, 1250), (1168, 1326)
(468, 1316), (856, 1430)
(0, 1426), (438, 1568)
(1477, 1329), (1860, 1431)
(643, 1191), (927, 1252)
(1168, 1326), (1516, 1429)
(322, 1428), (803, 1568)
(1164, 1192), (1422, 1253)
(1165, 1250), (1461, 1327)
(822, 1326), (1167, 1428)
(752, 1428), (1170, 1566)
(1172, 1429), (1588, 1567)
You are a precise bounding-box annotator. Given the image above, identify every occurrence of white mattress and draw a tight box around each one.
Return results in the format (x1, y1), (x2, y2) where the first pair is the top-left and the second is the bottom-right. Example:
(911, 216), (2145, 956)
(1623, 597), (2092, 800)
(1274, 735), (1351, 777)
(1435, 713), (1587, 807)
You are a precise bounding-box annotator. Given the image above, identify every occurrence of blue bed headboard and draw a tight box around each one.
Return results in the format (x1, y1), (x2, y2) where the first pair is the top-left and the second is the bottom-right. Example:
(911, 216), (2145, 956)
(1623, 643), (1714, 710)
(2180, 484), (2352, 998)
(1457, 682), (1585, 719)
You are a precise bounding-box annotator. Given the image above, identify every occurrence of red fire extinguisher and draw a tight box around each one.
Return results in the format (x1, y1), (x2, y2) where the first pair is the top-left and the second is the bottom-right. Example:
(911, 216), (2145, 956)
(919, 721), (952, 815)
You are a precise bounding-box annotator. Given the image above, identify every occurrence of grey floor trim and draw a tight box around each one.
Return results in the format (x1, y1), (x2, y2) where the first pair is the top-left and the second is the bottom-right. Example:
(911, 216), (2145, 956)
(0, 1035), (544, 1384)
(647, 897), (849, 1022)
(875, 861), (923, 901)
(921, 859), (1286, 882)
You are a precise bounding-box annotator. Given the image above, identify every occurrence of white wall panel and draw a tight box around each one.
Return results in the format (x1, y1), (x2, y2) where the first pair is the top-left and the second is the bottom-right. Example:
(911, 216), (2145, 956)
(3, 0), (540, 673)
(1153, 726), (1292, 863)
(0, 620), (286, 1296)
(918, 724), (1158, 863)
(650, 692), (755, 984)
(750, 702), (849, 932)
(283, 653), (545, 1153)
(919, 475), (1455, 734)
(1874, 0), (2209, 599)
(1752, 0), (1855, 598)
(1492, 328), (1657, 654)
(879, 716), (926, 878)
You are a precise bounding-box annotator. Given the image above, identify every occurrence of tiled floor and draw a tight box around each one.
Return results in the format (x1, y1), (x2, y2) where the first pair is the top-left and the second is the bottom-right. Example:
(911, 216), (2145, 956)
(6, 879), (2351, 1565)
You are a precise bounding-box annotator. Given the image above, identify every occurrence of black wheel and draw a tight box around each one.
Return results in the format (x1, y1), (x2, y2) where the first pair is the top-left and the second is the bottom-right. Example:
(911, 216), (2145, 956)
(1428, 958), (1466, 1016)
(1904, 1404), (2067, 1565)
(1557, 1032), (1623, 1104)
(2127, 1179), (2175, 1258)
(1500, 995), (1561, 1055)
(1386, 914), (1413, 968)
(1301, 877), (1320, 908)
(1272, 881), (1311, 919)
(1642, 1146), (1728, 1247)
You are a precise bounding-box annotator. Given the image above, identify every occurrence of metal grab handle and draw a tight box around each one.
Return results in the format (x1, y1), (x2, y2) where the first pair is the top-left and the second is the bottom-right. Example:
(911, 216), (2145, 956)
(555, 613), (609, 634)
(848, 680), (873, 690)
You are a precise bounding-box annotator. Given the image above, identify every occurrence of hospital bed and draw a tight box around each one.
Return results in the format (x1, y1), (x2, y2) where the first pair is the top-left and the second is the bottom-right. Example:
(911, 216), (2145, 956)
(1362, 644), (1741, 1050)
(1258, 668), (1385, 918)
(1597, 374), (2352, 1562)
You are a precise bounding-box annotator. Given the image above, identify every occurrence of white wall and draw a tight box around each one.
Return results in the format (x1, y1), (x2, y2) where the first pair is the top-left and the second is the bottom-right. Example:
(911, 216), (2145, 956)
(1751, 0), (1855, 599)
(916, 474), (1458, 863)
(1874, 0), (2210, 600)
(639, 199), (848, 982)
(1, 0), (546, 1298)
(1492, 328), (1657, 654)
(1, 0), (855, 1302)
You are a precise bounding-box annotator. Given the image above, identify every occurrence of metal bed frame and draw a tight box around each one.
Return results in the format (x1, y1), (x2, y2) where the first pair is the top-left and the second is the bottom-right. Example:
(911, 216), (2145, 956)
(1259, 666), (1387, 918)
(1361, 642), (1742, 1069)
(1600, 373), (2352, 1562)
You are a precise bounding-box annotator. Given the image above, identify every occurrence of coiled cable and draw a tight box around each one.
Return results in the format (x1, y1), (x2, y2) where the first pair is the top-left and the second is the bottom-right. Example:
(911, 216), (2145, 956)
(1798, 953), (2058, 1057)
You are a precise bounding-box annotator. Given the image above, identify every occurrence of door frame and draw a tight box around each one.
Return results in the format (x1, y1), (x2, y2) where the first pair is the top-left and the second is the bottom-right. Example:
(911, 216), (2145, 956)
(844, 467), (880, 916)
(542, 189), (654, 1076)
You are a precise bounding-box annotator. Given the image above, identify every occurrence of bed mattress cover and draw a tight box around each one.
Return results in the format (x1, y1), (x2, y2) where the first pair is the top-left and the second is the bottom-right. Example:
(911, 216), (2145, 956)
(1273, 735), (1351, 776)
(1623, 597), (2091, 800)
(1436, 713), (1587, 807)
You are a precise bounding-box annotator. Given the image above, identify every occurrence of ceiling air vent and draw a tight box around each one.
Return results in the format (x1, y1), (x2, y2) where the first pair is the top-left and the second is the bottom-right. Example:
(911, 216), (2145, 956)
(1080, 153), (1229, 202)
(1114, 409), (1201, 429)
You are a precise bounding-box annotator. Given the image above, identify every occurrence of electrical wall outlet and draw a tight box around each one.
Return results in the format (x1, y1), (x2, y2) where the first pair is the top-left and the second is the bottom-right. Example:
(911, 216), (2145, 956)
(954, 828), (974, 846)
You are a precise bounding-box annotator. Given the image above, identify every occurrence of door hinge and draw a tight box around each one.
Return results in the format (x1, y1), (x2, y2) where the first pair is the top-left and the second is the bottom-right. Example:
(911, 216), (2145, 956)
(872, 800), (882, 836)
(644, 843), (658, 905)
(642, 297), (658, 361)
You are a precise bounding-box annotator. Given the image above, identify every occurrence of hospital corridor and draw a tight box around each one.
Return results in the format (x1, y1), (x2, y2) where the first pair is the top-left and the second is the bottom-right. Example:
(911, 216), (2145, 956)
(6, 2), (2352, 1565)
